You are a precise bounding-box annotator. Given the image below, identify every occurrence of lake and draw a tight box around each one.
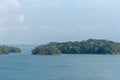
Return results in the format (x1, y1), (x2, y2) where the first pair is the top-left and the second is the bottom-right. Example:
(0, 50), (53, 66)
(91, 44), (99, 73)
(0, 46), (120, 80)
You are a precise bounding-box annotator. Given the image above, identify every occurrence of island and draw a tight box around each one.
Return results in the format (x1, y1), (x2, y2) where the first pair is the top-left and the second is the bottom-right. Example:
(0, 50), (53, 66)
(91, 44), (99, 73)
(32, 44), (61, 55)
(0, 45), (21, 55)
(32, 39), (120, 55)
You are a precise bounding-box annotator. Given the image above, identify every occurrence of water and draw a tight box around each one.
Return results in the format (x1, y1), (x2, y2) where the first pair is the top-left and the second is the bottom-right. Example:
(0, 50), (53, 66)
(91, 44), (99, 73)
(0, 47), (120, 80)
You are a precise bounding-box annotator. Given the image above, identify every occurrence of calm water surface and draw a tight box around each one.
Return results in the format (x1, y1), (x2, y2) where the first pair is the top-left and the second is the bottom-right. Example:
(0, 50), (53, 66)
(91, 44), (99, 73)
(0, 47), (120, 80)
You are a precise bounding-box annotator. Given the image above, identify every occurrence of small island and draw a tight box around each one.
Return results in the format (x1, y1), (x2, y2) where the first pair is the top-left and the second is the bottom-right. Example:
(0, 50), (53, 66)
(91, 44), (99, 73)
(32, 39), (120, 55)
(0, 45), (21, 55)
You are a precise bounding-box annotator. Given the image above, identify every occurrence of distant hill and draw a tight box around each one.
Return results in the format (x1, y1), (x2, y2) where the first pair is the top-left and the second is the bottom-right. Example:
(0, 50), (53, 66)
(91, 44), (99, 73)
(0, 45), (21, 55)
(32, 39), (120, 55)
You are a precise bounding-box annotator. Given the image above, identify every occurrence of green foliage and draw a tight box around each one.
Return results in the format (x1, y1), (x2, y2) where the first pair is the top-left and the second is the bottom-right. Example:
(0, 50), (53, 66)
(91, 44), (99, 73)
(32, 44), (61, 55)
(32, 39), (120, 55)
(0, 45), (21, 55)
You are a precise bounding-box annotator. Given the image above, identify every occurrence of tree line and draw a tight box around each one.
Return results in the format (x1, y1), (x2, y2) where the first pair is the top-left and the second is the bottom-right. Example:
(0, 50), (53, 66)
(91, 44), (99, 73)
(32, 39), (120, 55)
(0, 45), (21, 54)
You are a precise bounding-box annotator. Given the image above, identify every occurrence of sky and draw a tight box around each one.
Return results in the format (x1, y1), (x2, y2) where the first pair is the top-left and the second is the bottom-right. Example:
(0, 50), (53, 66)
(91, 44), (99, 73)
(0, 0), (120, 44)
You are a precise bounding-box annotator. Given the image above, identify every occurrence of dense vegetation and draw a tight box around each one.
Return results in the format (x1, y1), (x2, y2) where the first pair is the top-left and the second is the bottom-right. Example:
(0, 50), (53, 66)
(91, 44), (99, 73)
(0, 45), (21, 55)
(32, 39), (120, 55)
(32, 45), (61, 55)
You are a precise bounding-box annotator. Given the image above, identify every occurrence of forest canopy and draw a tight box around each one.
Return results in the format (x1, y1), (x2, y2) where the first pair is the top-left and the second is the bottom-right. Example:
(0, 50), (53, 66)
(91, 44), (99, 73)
(0, 45), (21, 55)
(32, 39), (120, 55)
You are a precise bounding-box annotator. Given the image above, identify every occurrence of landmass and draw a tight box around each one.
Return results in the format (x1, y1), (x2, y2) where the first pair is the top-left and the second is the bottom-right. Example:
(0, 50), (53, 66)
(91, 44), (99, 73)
(32, 39), (120, 55)
(0, 45), (21, 55)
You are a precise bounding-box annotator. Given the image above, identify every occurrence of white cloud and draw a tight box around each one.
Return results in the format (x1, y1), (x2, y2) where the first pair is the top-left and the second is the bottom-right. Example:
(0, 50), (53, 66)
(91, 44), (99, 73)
(0, 0), (25, 31)
(0, 0), (29, 45)
(17, 14), (25, 24)
(28, 0), (61, 9)
(10, 0), (22, 8)
(0, 0), (118, 44)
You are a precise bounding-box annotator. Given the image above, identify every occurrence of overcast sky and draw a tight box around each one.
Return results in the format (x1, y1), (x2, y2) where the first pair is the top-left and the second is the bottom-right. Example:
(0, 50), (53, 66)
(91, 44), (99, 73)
(0, 0), (120, 44)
